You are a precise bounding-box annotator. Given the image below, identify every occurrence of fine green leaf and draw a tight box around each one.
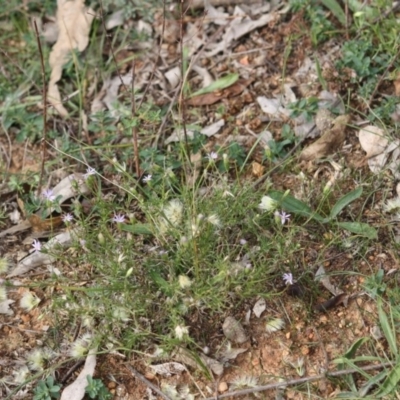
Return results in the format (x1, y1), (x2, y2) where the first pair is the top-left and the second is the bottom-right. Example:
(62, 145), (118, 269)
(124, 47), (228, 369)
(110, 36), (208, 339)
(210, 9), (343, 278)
(268, 190), (324, 221)
(359, 370), (387, 397)
(120, 223), (153, 235)
(190, 73), (239, 97)
(336, 222), (377, 239)
(321, 0), (346, 25)
(330, 187), (363, 220)
(377, 298), (398, 357)
(342, 336), (369, 360)
(375, 361), (400, 397)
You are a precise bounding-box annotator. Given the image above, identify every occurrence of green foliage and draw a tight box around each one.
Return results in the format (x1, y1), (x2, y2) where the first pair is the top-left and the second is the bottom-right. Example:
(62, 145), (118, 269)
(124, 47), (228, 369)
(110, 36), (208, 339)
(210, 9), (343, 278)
(2, 108), (44, 142)
(85, 376), (112, 400)
(265, 124), (297, 161)
(268, 187), (378, 238)
(288, 97), (319, 121)
(33, 376), (60, 400)
(364, 269), (386, 299)
(289, 0), (336, 44)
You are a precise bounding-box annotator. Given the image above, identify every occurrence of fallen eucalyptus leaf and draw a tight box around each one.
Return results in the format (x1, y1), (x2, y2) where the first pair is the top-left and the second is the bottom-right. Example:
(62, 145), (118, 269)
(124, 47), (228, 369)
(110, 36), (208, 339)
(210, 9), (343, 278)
(358, 125), (388, 158)
(222, 316), (248, 344)
(253, 298), (266, 318)
(60, 349), (97, 400)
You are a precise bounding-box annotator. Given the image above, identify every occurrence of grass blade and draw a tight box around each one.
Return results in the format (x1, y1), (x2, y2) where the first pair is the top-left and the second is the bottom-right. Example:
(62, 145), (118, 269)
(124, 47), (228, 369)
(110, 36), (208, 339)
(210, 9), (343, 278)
(268, 190), (324, 221)
(330, 187), (363, 220)
(377, 298), (398, 357)
(336, 222), (377, 239)
(320, 0), (346, 25)
(190, 73), (239, 97)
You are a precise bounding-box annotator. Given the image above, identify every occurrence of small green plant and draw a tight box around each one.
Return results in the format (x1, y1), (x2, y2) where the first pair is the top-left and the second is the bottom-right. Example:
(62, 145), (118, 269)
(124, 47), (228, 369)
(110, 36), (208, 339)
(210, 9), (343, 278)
(33, 376), (61, 400)
(268, 187), (378, 239)
(85, 376), (112, 400)
(265, 124), (297, 161)
(288, 97), (319, 122)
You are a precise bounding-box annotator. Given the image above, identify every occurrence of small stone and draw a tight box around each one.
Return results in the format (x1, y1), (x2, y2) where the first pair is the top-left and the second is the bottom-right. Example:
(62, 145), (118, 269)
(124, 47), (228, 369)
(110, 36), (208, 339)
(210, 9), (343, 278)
(218, 382), (228, 393)
(144, 372), (155, 380)
(107, 381), (116, 389)
(252, 358), (260, 366)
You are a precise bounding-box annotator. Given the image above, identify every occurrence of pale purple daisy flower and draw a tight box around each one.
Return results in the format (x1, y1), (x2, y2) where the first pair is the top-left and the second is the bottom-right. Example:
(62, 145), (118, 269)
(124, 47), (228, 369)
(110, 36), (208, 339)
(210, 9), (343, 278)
(42, 189), (55, 201)
(283, 273), (294, 285)
(207, 152), (218, 161)
(62, 213), (74, 223)
(239, 239), (247, 245)
(275, 210), (291, 225)
(83, 167), (96, 180)
(32, 239), (42, 252)
(112, 213), (126, 223)
(143, 174), (152, 183)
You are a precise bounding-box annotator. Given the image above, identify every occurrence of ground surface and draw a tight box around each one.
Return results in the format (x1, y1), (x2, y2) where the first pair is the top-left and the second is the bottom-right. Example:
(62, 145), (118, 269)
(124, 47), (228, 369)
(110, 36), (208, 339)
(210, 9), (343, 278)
(1, 1), (400, 399)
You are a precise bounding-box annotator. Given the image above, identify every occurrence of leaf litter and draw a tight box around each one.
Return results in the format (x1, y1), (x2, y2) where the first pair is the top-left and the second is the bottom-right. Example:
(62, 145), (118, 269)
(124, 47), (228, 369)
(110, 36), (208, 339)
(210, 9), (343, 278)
(2, 0), (400, 399)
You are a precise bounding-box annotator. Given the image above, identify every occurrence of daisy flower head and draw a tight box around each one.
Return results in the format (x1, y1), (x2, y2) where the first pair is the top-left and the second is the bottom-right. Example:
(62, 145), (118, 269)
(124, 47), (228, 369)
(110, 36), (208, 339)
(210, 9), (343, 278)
(143, 174), (152, 183)
(259, 196), (277, 212)
(384, 196), (400, 213)
(83, 166), (96, 180)
(70, 333), (93, 358)
(13, 366), (30, 384)
(32, 239), (42, 252)
(42, 188), (55, 201)
(207, 214), (221, 227)
(275, 210), (291, 225)
(0, 285), (7, 301)
(62, 213), (74, 223)
(283, 272), (294, 285)
(175, 325), (189, 340)
(160, 199), (183, 232)
(112, 213), (126, 224)
(207, 151), (218, 161)
(27, 349), (47, 371)
(0, 257), (9, 274)
(239, 238), (247, 245)
(178, 275), (192, 289)
(20, 291), (40, 311)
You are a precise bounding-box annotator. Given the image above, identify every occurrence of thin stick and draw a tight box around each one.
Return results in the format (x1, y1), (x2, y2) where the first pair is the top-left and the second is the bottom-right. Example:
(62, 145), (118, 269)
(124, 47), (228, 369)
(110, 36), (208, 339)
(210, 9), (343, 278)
(33, 21), (48, 195)
(125, 365), (172, 400)
(368, 48), (400, 106)
(203, 362), (392, 399)
(131, 61), (141, 177)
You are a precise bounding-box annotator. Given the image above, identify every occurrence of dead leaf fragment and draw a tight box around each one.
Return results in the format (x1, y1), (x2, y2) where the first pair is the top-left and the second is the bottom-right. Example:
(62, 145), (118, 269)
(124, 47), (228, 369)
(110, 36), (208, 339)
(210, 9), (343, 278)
(252, 297), (266, 317)
(48, 0), (95, 116)
(300, 115), (349, 161)
(60, 350), (97, 400)
(358, 125), (389, 158)
(149, 362), (186, 376)
(222, 316), (248, 344)
(0, 299), (14, 315)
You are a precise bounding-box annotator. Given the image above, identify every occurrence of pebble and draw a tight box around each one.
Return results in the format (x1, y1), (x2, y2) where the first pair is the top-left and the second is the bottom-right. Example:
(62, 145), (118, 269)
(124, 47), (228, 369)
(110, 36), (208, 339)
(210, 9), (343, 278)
(218, 382), (228, 393)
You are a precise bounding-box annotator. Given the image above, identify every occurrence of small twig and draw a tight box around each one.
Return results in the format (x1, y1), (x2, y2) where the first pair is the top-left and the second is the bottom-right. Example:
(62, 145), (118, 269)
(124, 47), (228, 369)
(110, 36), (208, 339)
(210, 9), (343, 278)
(178, 1), (191, 159)
(368, 48), (400, 106)
(33, 20), (48, 195)
(203, 362), (393, 399)
(184, 0), (261, 9)
(125, 365), (172, 400)
(136, 0), (167, 113)
(59, 360), (85, 384)
(131, 61), (141, 177)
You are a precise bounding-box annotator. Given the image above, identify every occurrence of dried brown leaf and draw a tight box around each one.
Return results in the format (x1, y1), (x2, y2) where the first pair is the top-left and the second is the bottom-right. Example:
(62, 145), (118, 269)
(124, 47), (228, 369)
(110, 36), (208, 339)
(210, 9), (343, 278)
(300, 115), (349, 161)
(48, 0), (94, 117)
